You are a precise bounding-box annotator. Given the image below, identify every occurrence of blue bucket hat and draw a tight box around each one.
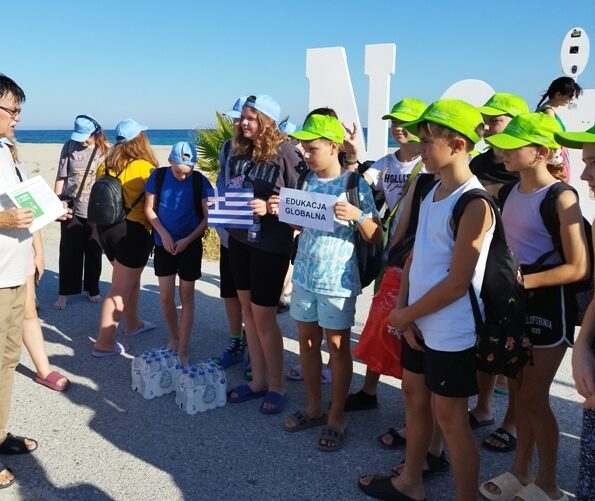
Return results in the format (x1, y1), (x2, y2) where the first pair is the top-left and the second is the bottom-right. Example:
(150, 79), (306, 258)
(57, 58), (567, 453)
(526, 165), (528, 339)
(115, 118), (148, 144)
(71, 114), (101, 142)
(243, 94), (281, 123)
(169, 141), (196, 166)
(223, 96), (247, 119)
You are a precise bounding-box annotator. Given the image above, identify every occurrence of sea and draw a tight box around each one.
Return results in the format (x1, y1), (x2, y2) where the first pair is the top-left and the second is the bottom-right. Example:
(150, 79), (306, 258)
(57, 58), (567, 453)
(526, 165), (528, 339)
(14, 128), (398, 148)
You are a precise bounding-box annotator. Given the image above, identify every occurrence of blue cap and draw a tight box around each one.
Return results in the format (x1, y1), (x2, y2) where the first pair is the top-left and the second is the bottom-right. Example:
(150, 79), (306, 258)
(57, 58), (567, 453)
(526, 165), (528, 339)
(223, 96), (247, 119)
(279, 121), (296, 135)
(115, 118), (148, 144)
(71, 114), (100, 142)
(169, 141), (196, 166)
(243, 94), (281, 122)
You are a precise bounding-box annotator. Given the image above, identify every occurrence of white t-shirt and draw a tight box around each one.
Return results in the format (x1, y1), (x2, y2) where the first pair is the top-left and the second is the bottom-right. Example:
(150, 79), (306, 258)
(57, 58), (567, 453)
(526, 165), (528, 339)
(408, 176), (494, 352)
(0, 143), (32, 287)
(366, 151), (425, 236)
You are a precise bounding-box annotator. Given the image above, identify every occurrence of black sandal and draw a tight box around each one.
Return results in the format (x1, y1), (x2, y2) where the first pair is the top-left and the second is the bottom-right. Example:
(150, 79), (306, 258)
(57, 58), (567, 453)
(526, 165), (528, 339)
(0, 462), (15, 490)
(317, 426), (346, 452)
(344, 390), (378, 412)
(377, 427), (406, 449)
(0, 433), (38, 455)
(392, 451), (450, 480)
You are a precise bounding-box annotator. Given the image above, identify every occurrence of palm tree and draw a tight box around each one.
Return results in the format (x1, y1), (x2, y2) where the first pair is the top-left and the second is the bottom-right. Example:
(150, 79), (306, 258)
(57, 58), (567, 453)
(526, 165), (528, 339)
(193, 113), (234, 175)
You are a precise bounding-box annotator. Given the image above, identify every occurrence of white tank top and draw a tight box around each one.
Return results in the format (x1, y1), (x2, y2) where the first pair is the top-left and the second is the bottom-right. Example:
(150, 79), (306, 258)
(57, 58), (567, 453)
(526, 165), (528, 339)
(409, 176), (494, 352)
(501, 181), (560, 265)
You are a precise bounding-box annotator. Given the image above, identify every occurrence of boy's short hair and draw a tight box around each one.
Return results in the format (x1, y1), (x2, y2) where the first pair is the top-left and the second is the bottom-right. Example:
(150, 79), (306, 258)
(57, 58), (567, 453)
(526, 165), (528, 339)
(403, 99), (484, 151)
(290, 114), (344, 145)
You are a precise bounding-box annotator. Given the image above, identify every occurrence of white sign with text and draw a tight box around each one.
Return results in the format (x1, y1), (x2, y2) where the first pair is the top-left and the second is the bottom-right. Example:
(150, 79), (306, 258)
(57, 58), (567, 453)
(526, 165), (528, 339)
(279, 187), (336, 232)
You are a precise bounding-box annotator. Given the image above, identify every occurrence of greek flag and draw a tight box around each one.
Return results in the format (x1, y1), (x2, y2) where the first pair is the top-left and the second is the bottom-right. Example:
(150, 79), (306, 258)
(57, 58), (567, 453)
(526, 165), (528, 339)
(208, 188), (253, 228)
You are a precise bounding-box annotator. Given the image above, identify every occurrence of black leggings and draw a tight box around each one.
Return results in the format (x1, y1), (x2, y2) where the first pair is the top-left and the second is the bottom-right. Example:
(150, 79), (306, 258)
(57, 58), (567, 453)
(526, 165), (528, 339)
(58, 215), (102, 296)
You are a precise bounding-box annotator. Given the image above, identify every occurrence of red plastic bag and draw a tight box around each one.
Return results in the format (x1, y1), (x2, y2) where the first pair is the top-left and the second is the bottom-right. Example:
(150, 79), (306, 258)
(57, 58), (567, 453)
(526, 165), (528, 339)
(353, 266), (403, 379)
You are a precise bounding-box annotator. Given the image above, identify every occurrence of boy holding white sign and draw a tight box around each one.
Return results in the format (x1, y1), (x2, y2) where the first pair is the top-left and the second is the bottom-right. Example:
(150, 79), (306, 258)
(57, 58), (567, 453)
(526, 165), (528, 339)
(279, 114), (381, 451)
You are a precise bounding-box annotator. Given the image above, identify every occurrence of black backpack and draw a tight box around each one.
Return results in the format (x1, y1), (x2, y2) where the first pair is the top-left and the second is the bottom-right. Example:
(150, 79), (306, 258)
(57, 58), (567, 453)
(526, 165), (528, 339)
(499, 181), (593, 325)
(452, 189), (530, 378)
(87, 165), (144, 226)
(153, 167), (204, 219)
(346, 171), (383, 288)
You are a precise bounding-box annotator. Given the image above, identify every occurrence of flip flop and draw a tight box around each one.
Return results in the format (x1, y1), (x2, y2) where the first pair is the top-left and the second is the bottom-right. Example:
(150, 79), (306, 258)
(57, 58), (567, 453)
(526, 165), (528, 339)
(358, 475), (425, 500)
(92, 342), (126, 358)
(317, 425), (346, 452)
(377, 427), (406, 449)
(260, 391), (288, 415)
(283, 410), (327, 432)
(479, 472), (525, 501)
(494, 385), (509, 396)
(0, 433), (38, 455)
(483, 427), (517, 453)
(512, 483), (568, 501)
(344, 390), (378, 412)
(34, 371), (70, 392)
(392, 451), (450, 480)
(0, 462), (14, 490)
(227, 384), (266, 403)
(468, 411), (494, 430)
(123, 320), (156, 337)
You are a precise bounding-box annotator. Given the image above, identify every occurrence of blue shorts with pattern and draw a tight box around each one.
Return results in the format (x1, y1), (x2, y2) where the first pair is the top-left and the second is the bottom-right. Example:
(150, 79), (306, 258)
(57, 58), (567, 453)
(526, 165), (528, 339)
(290, 284), (356, 330)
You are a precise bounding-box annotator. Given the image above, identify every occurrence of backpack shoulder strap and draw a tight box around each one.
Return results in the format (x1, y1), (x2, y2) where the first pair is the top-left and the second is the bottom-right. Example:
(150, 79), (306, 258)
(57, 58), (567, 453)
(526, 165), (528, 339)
(346, 171), (360, 208)
(296, 169), (312, 190)
(497, 181), (517, 211)
(539, 182), (577, 257)
(153, 167), (168, 212)
(192, 170), (204, 219)
(452, 188), (502, 242)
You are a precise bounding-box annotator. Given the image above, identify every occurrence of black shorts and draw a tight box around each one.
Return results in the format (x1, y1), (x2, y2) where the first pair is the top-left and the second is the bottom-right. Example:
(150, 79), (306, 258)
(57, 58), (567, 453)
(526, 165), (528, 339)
(525, 284), (575, 348)
(98, 220), (153, 268)
(154, 238), (203, 281)
(402, 339), (477, 397)
(219, 244), (237, 298)
(228, 237), (289, 307)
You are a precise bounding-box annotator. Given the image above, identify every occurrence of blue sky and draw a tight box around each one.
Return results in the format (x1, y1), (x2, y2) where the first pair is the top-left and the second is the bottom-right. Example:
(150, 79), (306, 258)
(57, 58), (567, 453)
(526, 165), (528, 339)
(3, 0), (594, 129)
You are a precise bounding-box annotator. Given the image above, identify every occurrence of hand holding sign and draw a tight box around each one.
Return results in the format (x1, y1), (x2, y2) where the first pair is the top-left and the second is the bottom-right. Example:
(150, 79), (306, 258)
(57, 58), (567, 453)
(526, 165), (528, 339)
(278, 187), (336, 232)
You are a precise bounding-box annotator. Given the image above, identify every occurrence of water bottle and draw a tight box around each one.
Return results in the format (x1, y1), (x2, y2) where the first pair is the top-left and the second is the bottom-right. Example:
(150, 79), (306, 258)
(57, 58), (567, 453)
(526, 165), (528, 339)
(140, 356), (154, 399)
(215, 364), (227, 407)
(182, 373), (200, 415)
(159, 354), (174, 394)
(195, 371), (208, 413)
(172, 363), (183, 390)
(247, 215), (261, 244)
(131, 355), (144, 392)
(200, 369), (217, 411)
(149, 356), (164, 398)
(176, 369), (189, 407)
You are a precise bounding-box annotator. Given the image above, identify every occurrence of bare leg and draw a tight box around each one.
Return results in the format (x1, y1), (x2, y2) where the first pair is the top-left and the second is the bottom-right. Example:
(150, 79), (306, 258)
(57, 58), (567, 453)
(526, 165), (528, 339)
(469, 371), (496, 422)
(252, 303), (285, 403)
(433, 393), (479, 501)
(123, 274), (143, 334)
(224, 296), (243, 334)
(53, 295), (68, 310)
(325, 328), (352, 432)
(177, 279), (196, 365)
(93, 261), (143, 352)
(158, 275), (179, 352)
(22, 276), (67, 388)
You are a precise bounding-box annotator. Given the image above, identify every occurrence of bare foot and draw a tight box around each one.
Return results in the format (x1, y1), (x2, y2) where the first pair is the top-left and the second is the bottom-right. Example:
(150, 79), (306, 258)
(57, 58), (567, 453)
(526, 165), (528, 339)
(36, 371), (69, 390)
(0, 467), (15, 488)
(53, 295), (68, 310)
(84, 291), (101, 303)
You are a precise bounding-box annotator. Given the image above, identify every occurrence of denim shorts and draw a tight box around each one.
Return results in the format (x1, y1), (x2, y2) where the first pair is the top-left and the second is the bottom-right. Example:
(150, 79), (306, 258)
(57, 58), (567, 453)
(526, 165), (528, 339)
(290, 284), (356, 330)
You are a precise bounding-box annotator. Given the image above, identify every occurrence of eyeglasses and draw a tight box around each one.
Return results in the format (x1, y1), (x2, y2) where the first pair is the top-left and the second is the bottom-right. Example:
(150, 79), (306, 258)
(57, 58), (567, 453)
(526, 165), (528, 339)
(0, 105), (22, 118)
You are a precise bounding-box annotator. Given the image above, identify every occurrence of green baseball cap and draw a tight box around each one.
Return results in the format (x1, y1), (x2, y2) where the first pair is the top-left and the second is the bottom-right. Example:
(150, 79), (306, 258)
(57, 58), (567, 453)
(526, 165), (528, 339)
(402, 98), (484, 144)
(290, 114), (345, 144)
(382, 98), (428, 121)
(555, 125), (595, 149)
(486, 113), (561, 150)
(478, 93), (529, 117)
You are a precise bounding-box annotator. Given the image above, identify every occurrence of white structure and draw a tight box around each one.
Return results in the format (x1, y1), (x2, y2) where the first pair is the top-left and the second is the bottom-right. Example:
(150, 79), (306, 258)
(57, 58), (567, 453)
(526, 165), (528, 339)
(306, 26), (593, 218)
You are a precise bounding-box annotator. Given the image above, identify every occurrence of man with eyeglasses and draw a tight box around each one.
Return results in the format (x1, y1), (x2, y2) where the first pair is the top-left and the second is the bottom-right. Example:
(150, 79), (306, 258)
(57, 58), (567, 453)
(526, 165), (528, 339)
(0, 74), (37, 489)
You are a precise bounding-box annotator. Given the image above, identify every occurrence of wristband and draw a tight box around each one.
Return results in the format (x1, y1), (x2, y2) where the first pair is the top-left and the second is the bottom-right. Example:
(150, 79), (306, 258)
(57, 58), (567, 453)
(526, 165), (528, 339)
(344, 158), (358, 165)
(356, 211), (366, 225)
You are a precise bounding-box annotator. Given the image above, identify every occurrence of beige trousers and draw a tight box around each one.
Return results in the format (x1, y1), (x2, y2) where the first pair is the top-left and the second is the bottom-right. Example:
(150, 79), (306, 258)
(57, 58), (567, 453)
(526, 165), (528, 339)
(0, 284), (25, 444)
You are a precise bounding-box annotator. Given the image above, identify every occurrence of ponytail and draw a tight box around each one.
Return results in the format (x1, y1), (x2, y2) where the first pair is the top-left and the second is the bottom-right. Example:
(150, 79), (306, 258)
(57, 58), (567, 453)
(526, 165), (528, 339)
(547, 161), (566, 182)
(536, 92), (548, 110)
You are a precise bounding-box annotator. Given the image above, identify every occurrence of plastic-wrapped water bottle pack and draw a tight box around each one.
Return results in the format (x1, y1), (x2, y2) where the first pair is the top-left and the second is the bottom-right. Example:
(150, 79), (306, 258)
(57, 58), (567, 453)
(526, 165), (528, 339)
(131, 347), (227, 414)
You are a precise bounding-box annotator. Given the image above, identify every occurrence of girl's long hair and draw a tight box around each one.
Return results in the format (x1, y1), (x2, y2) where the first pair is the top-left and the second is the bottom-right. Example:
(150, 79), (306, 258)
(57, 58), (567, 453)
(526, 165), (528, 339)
(536, 76), (583, 109)
(105, 132), (158, 174)
(232, 104), (284, 164)
(94, 130), (111, 158)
